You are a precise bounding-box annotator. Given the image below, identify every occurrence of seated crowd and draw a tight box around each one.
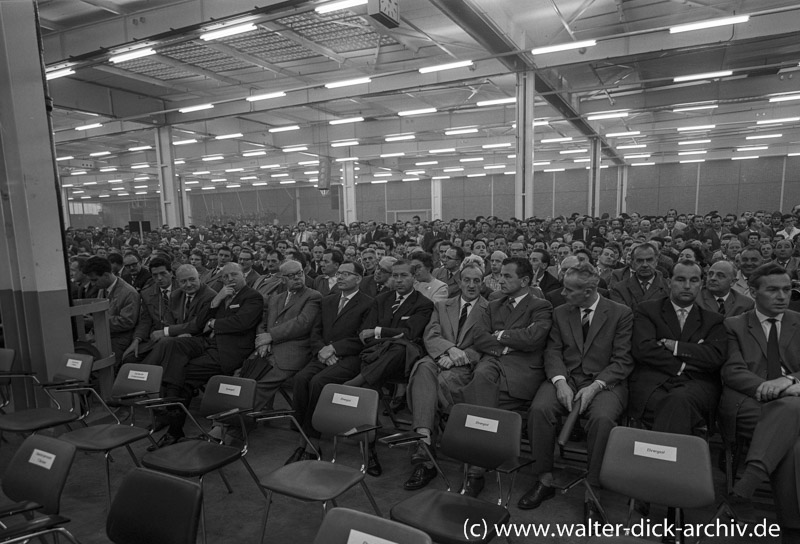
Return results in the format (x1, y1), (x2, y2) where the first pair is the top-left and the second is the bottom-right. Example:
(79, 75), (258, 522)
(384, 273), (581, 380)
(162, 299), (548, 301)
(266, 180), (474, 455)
(66, 208), (800, 541)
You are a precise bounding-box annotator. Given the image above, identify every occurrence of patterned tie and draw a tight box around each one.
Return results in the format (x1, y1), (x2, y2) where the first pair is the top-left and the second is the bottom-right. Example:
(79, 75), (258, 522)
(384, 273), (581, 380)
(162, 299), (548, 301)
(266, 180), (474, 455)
(582, 308), (592, 341)
(284, 292), (292, 308)
(716, 297), (726, 315)
(391, 296), (402, 314)
(677, 308), (687, 331)
(458, 302), (471, 336)
(767, 318), (781, 379)
(640, 280), (650, 293)
(337, 295), (348, 315)
(183, 295), (193, 322)
(161, 289), (170, 321)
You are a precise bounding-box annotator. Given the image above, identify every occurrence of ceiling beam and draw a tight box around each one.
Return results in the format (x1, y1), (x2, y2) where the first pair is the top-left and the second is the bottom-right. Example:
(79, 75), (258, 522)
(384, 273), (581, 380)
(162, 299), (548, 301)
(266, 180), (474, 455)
(77, 0), (132, 16)
(152, 54), (242, 87)
(49, 76), (167, 119)
(204, 42), (311, 83)
(91, 64), (211, 97)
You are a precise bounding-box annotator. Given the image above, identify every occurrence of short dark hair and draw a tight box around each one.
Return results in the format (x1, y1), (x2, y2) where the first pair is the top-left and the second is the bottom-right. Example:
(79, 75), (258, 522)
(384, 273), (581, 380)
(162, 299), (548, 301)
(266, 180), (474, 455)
(450, 246), (465, 262)
(503, 257), (533, 283)
(531, 249), (551, 267)
(748, 262), (789, 289)
(409, 251), (434, 271)
(393, 259), (412, 270)
(123, 252), (141, 263)
(107, 252), (123, 266)
(218, 246), (232, 255)
(342, 261), (364, 276)
(148, 256), (172, 272)
(632, 242), (657, 259)
(82, 256), (112, 276)
(324, 248), (344, 265)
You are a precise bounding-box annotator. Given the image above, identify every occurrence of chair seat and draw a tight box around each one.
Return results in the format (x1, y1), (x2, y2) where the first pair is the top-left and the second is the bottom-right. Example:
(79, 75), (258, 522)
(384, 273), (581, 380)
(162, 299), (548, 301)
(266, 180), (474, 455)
(0, 408), (77, 433)
(60, 424), (150, 451)
(390, 488), (510, 544)
(260, 460), (365, 502)
(141, 440), (242, 477)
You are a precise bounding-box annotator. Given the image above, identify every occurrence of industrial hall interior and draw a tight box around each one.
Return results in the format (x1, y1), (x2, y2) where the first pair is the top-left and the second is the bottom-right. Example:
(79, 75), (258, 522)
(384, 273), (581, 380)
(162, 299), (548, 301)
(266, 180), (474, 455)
(7, 0), (800, 543)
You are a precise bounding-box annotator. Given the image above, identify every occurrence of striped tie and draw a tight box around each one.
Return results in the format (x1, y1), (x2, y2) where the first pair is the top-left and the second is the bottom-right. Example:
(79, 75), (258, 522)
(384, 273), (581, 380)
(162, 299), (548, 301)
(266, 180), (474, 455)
(391, 296), (402, 314)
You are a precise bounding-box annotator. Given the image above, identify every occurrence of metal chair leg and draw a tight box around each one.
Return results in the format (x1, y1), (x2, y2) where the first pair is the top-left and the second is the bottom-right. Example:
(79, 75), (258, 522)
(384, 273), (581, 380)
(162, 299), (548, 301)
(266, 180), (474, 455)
(360, 480), (383, 517)
(199, 477), (207, 544)
(218, 467), (233, 494)
(104, 453), (112, 506)
(259, 490), (273, 544)
(125, 444), (140, 466)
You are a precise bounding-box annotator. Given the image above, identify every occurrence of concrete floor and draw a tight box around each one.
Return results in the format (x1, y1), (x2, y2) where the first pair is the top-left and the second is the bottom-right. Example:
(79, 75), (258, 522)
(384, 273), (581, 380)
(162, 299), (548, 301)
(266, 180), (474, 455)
(0, 399), (783, 544)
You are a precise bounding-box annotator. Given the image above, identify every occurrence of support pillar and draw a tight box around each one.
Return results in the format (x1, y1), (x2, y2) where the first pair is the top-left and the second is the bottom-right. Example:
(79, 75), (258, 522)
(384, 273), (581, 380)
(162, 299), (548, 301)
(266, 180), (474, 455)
(155, 126), (180, 227)
(618, 166), (629, 215)
(341, 162), (357, 224)
(180, 174), (194, 226)
(588, 138), (602, 217)
(431, 178), (442, 220)
(0, 0), (74, 385)
(515, 70), (535, 219)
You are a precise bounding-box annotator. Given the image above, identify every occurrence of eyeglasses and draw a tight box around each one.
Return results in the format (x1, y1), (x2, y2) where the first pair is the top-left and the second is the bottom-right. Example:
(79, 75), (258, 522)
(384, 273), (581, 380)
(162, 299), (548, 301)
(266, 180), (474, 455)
(281, 271), (304, 280)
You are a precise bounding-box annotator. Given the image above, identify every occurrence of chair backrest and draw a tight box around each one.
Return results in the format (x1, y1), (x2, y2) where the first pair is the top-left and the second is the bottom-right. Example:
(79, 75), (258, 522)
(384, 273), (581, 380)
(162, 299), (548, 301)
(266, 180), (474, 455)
(111, 364), (163, 399)
(599, 426), (715, 509)
(52, 352), (94, 383)
(107, 468), (202, 544)
(312, 384), (378, 437)
(0, 348), (15, 388)
(198, 375), (256, 417)
(440, 404), (521, 470)
(2, 434), (76, 515)
(313, 508), (432, 544)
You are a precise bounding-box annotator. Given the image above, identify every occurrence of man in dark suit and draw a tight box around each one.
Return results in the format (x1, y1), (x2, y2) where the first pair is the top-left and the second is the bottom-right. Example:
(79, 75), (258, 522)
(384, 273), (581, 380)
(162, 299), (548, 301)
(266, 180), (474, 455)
(312, 248), (343, 296)
(572, 216), (599, 244)
(696, 261), (754, 317)
(721, 263), (800, 535)
(200, 246), (233, 292)
(286, 261), (373, 463)
(530, 249), (560, 294)
(461, 257), (553, 496)
(610, 243), (670, 310)
(144, 262), (263, 448)
(403, 263), (488, 491)
(433, 246), (464, 298)
(243, 260), (321, 411)
(165, 265), (216, 338)
(120, 252), (153, 293)
(519, 262), (633, 509)
(629, 259), (727, 435)
(360, 256), (395, 298)
(238, 249), (262, 288)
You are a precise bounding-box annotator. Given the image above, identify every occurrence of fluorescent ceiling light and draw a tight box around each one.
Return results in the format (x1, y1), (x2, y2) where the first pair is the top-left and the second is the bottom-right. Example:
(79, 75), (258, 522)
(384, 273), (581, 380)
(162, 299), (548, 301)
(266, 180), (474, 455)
(135, 191), (148, 195)
(83, 181), (97, 185)
(108, 179), (122, 183)
(240, 176), (257, 181)
(541, 137), (572, 143)
(746, 134), (782, 140)
(331, 140), (358, 147)
(460, 158), (483, 162)
(430, 148), (455, 154)
(226, 184), (241, 188)
(243, 151), (267, 157)
(467, 173), (487, 178)
(674, 71), (732, 83)
(677, 125), (715, 132)
(574, 158), (590, 163)
(406, 170), (425, 175)
(216, 133), (243, 140)
(679, 150), (707, 155)
(185, 181), (200, 185)
(179, 104), (214, 113)
(315, 0), (367, 14)
(632, 162), (655, 166)
(56, 156), (74, 161)
(532, 40), (596, 55)
(117, 192), (129, 196)
(508, 154), (517, 158)
(202, 156), (224, 161)
(330, 117), (364, 125)
(445, 128), (478, 136)
(100, 167), (117, 172)
(304, 171), (320, 175)
(129, 145), (151, 151)
(484, 165), (506, 169)
(419, 60), (473, 74)
(606, 131), (640, 137)
(200, 23), (257, 41)
(75, 123), (103, 131)
(669, 15), (750, 34)
(211, 178), (227, 182)
(99, 194), (110, 198)
(279, 180), (296, 184)
(477, 97), (516, 107)
(679, 139), (711, 145)
(201, 187), (216, 190)
(90, 151), (111, 157)
(617, 144), (646, 149)
(732, 156), (759, 160)
(443, 167), (463, 172)
(109, 48), (155, 63)
(431, 176), (450, 180)
(225, 168), (244, 172)
(770, 94), (800, 103)
(173, 139), (197, 145)
(370, 180), (388, 184)
(298, 160), (319, 166)
(324, 77), (371, 89)
(72, 190), (84, 193)
(260, 164), (281, 169)
(625, 154), (651, 159)
(587, 111), (629, 121)
(336, 157), (359, 162)
(532, 120), (550, 127)
(283, 146), (308, 153)
(757, 117), (800, 125)
(269, 126), (299, 133)
(543, 168), (565, 172)
(134, 177), (149, 181)
(482, 143), (512, 149)
(386, 134), (415, 142)
(680, 159), (706, 163)
(789, 153), (800, 157)
(416, 161), (437, 166)
(46, 68), (75, 80)
(131, 164), (149, 169)
(246, 92), (286, 102)
(398, 108), (437, 116)
(402, 178), (420, 182)
(373, 172), (392, 177)
(505, 170), (517, 174)
(253, 182), (268, 186)
(380, 152), (405, 158)
(560, 149), (588, 154)
(533, 161), (550, 166)
(193, 171), (210, 175)
(737, 146), (768, 152)
(672, 104), (718, 112)
(134, 185), (148, 189)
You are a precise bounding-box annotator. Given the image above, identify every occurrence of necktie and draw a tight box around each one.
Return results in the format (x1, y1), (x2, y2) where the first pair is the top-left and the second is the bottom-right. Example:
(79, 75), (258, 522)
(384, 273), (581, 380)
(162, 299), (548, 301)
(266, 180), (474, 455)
(337, 296), (348, 315)
(508, 298), (516, 310)
(376, 283), (383, 294)
(183, 295), (193, 322)
(458, 302), (471, 336)
(582, 308), (592, 341)
(767, 318), (781, 379)
(284, 292), (292, 308)
(391, 296), (402, 314)
(640, 281), (650, 293)
(716, 297), (726, 315)
(677, 308), (687, 331)
(161, 289), (170, 321)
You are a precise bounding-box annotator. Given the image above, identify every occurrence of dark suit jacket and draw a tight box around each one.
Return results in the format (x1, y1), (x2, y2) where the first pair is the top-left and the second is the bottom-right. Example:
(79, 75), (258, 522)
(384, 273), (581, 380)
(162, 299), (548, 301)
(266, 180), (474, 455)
(134, 281), (179, 342)
(572, 227), (599, 243)
(361, 290), (434, 347)
(696, 288), (754, 318)
(252, 274), (285, 300)
(201, 266), (225, 293)
(544, 296), (634, 394)
(629, 297), (727, 418)
(309, 291), (373, 371)
(200, 285), (264, 374)
(259, 286), (322, 371)
(474, 293), (553, 400)
(313, 275), (342, 297)
(121, 269), (153, 293)
(167, 284), (216, 337)
(534, 271), (560, 294)
(243, 268), (261, 288)
(610, 272), (671, 310)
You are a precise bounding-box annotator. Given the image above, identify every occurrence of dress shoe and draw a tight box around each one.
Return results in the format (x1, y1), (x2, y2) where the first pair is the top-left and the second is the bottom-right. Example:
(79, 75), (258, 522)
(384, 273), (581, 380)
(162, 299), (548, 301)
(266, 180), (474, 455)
(584, 498), (602, 523)
(146, 433), (183, 452)
(367, 447), (382, 477)
(404, 464), (437, 491)
(411, 442), (434, 465)
(285, 447), (307, 465)
(147, 415), (169, 433)
(517, 481), (555, 510)
(463, 475), (485, 498)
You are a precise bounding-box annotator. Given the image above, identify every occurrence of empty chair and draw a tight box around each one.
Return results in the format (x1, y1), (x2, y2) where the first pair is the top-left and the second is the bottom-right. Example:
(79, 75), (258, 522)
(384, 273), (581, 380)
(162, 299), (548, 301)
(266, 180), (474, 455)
(105, 363), (164, 425)
(313, 508), (431, 544)
(107, 468), (202, 544)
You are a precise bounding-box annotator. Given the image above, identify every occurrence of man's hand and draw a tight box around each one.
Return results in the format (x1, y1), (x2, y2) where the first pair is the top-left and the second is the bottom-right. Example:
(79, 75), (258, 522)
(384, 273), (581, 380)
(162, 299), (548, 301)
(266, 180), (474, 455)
(150, 330), (165, 342)
(256, 344), (271, 358)
(318, 345), (335, 362)
(447, 346), (469, 366)
(782, 383), (800, 397)
(756, 376), (793, 402)
(359, 329), (376, 342)
(324, 354), (338, 366)
(437, 355), (454, 369)
(555, 380), (574, 411)
(658, 338), (677, 352)
(211, 286), (234, 307)
(255, 332), (272, 348)
(574, 382), (603, 414)
(122, 339), (140, 361)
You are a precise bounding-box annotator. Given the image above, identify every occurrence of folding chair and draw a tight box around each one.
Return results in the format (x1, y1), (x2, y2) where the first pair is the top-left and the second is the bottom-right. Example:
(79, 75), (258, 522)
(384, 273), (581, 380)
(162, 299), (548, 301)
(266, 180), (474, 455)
(140, 376), (268, 544)
(107, 468), (202, 544)
(105, 363), (164, 425)
(255, 384), (382, 543)
(0, 353), (94, 441)
(0, 434), (77, 542)
(587, 426), (721, 544)
(57, 364), (163, 503)
(313, 508), (431, 544)
(384, 403), (530, 544)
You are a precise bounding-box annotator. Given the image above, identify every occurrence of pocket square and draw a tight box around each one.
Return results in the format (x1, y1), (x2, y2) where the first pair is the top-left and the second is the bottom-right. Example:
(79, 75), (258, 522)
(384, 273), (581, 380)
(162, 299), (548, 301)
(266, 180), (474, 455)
(400, 316), (410, 320)
(229, 304), (241, 309)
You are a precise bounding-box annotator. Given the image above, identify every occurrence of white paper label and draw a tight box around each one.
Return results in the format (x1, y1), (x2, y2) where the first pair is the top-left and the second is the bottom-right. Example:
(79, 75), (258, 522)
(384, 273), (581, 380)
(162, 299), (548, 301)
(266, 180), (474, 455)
(218, 383), (241, 397)
(332, 393), (359, 408)
(29, 449), (56, 470)
(346, 529), (397, 544)
(633, 441), (678, 462)
(128, 370), (148, 381)
(66, 358), (82, 369)
(465, 415), (499, 433)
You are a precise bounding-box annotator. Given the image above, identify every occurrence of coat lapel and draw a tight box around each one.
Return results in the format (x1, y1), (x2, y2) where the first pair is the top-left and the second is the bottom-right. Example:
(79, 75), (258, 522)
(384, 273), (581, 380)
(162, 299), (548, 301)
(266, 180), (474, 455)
(747, 311), (769, 359)
(680, 305), (702, 341)
(662, 300), (682, 339)
(444, 298), (460, 342)
(780, 313), (800, 364)
(568, 306), (584, 351)
(582, 300), (606, 353)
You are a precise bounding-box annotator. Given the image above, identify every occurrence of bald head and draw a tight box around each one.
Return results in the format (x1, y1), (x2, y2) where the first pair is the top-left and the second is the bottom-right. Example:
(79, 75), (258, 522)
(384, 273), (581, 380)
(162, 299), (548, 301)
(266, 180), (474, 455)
(706, 260), (737, 297)
(176, 264), (201, 294)
(558, 255), (580, 281)
(221, 263), (245, 290)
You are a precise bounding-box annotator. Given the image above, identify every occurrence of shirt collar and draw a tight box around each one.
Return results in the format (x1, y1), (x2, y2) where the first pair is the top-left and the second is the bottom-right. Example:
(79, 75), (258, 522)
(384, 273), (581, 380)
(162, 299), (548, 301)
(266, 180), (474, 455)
(584, 295), (601, 314)
(671, 302), (693, 316)
(755, 308), (784, 324)
(341, 290), (358, 302)
(510, 292), (528, 306)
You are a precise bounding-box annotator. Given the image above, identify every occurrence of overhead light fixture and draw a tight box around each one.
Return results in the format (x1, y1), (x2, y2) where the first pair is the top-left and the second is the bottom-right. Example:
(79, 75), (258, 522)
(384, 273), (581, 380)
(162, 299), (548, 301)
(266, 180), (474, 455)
(211, 178), (227, 182)
(532, 120), (550, 127)
(560, 149), (588, 154)
(253, 182), (268, 186)
(574, 158), (590, 163)
(331, 140), (359, 147)
(385, 134), (415, 142)
(669, 15), (750, 34)
(431, 176), (450, 180)
(617, 144), (646, 149)
(533, 161), (550, 166)
(324, 77), (371, 89)
(416, 161), (437, 166)
(315, 0), (367, 14)
(625, 154), (651, 159)
(100, 167), (117, 172)
(179, 104), (214, 113)
(193, 171), (211, 175)
(373, 172), (392, 177)
(482, 143), (512, 149)
(226, 184), (241, 188)
(789, 153), (800, 157)
(131, 164), (149, 169)
(108, 179), (123, 183)
(587, 111), (629, 121)
(631, 162), (655, 166)
(398, 108), (437, 117)
(74, 123), (103, 131)
(99, 194), (110, 198)
(225, 168), (244, 173)
(202, 156), (224, 161)
(543, 168), (565, 172)
(133, 176), (149, 181)
(679, 150), (707, 155)
(370, 180), (388, 184)
(443, 167), (464, 172)
(732, 155), (759, 160)
(279, 180), (296, 184)
(243, 150), (267, 157)
(83, 181), (98, 186)
(246, 91), (286, 102)
(117, 192), (130, 196)
(260, 164), (281, 169)
(737, 146), (768, 152)
(109, 48), (156, 63)
(467, 173), (487, 178)
(541, 137), (572, 143)
(201, 187), (216, 190)
(677, 125), (715, 132)
(430, 148), (455, 154)
(216, 133), (243, 140)
(330, 117), (364, 125)
(477, 97), (516, 107)
(72, 190), (85, 193)
(173, 139), (197, 145)
(680, 159), (706, 163)
(56, 156), (74, 161)
(532, 40), (596, 55)
(672, 104), (718, 112)
(303, 170), (320, 175)
(380, 152), (405, 158)
(129, 145), (152, 151)
(674, 71), (732, 83)
(445, 128), (478, 136)
(402, 178), (420, 182)
(90, 151), (111, 157)
(757, 117), (800, 125)
(200, 23), (257, 41)
(46, 68), (75, 80)
(336, 157), (359, 162)
(283, 146), (308, 153)
(460, 158), (483, 162)
(484, 165), (506, 170)
(746, 134), (782, 140)
(769, 94), (800, 103)
(269, 126), (300, 133)
(606, 131), (640, 137)
(419, 60), (473, 74)
(406, 170), (424, 175)
(185, 181), (200, 185)
(298, 160), (319, 166)
(679, 139), (711, 145)
(134, 185), (148, 189)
